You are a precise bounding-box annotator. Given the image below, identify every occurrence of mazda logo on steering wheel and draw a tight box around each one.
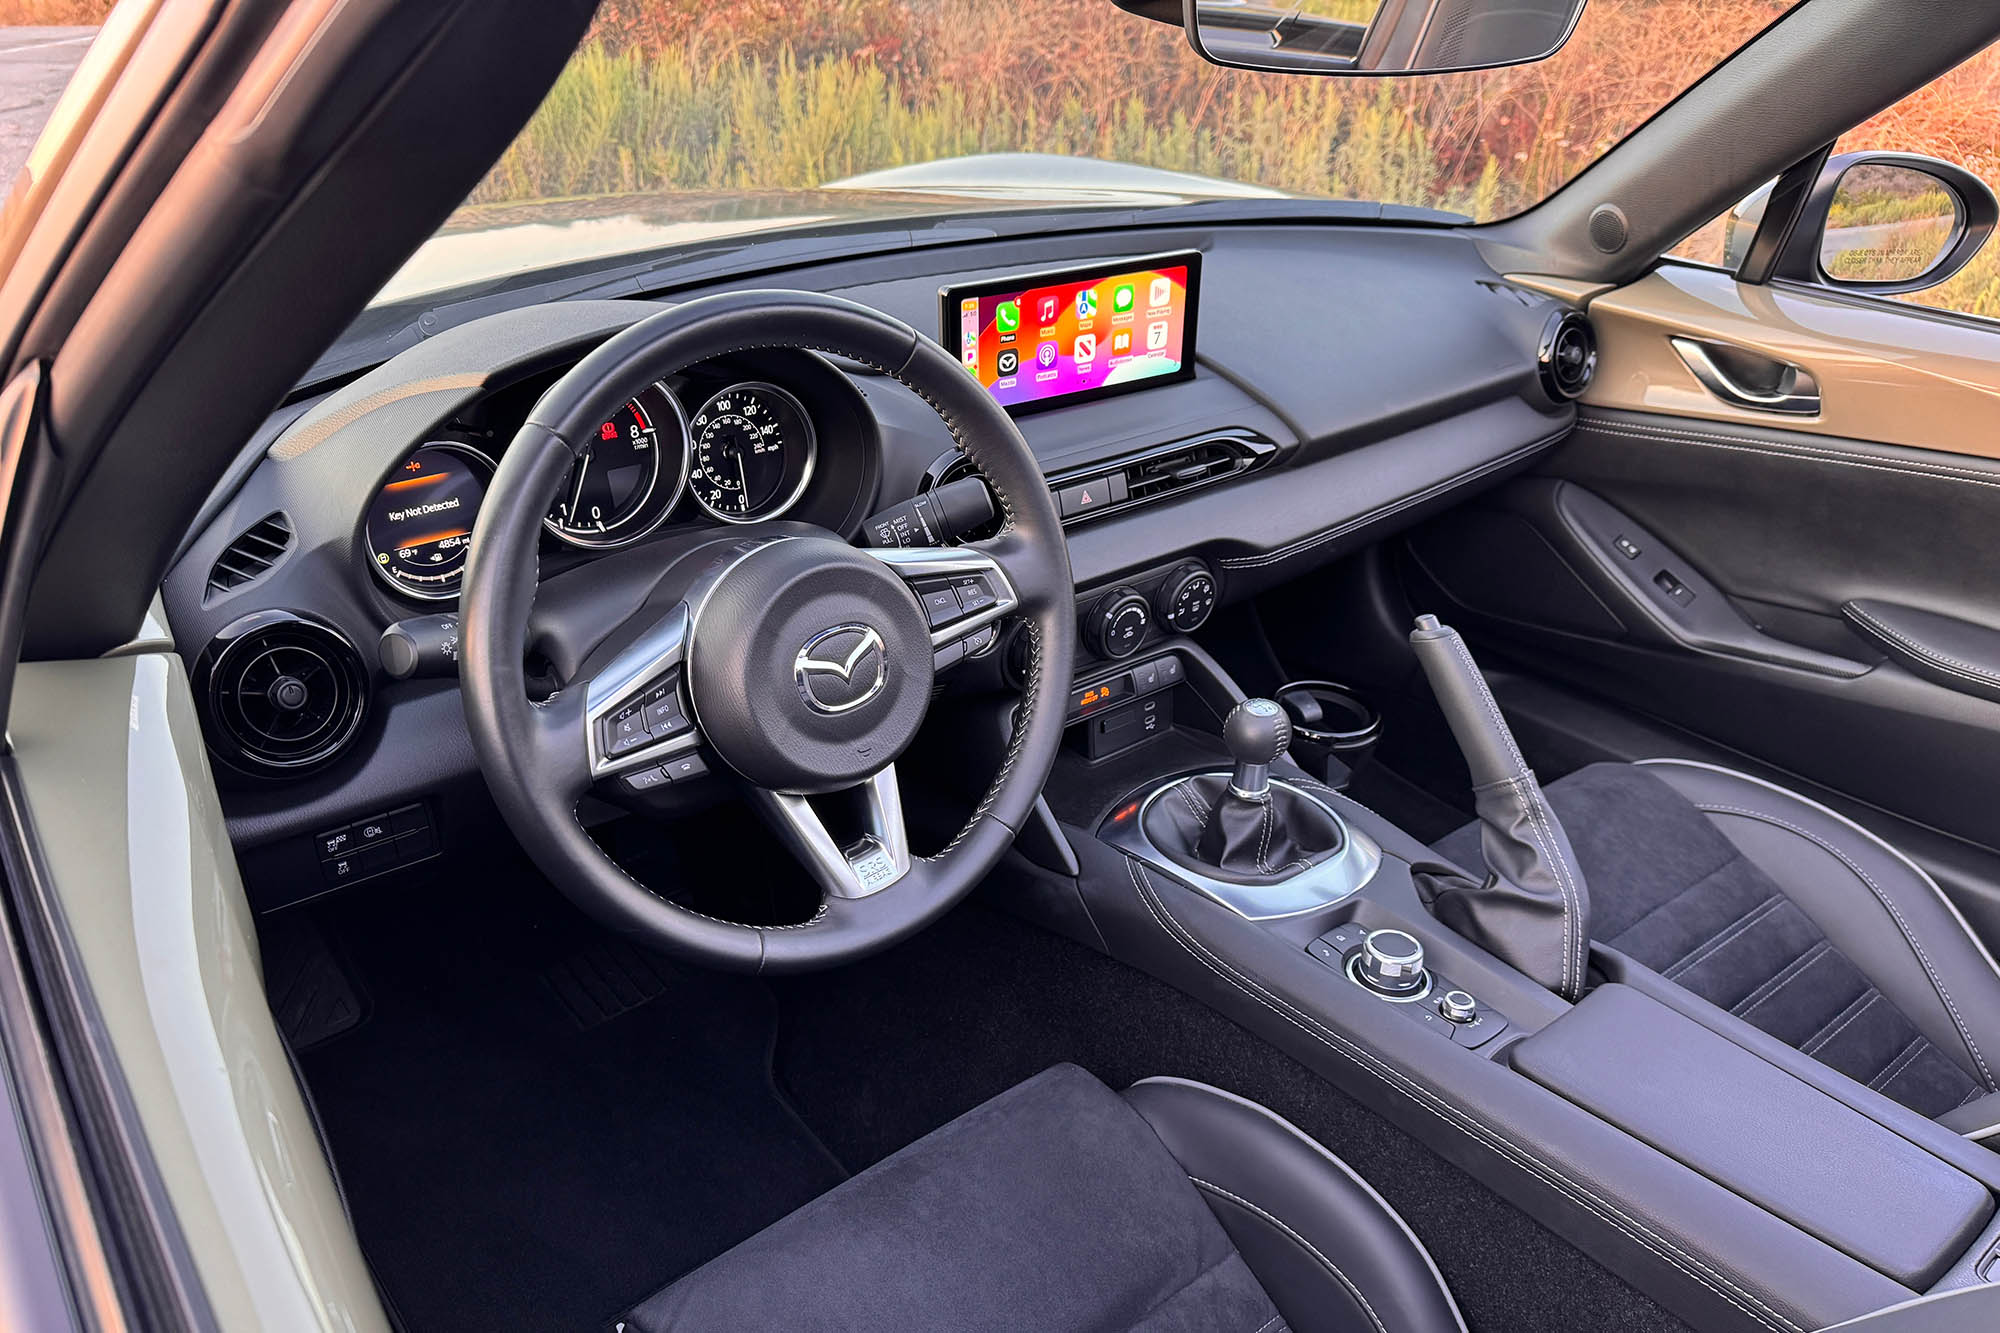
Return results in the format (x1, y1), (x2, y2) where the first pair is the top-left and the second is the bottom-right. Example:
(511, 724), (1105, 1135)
(793, 624), (889, 714)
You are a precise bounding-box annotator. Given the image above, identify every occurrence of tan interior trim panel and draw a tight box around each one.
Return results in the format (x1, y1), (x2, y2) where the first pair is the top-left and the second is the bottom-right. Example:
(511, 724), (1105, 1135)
(1520, 265), (2000, 460)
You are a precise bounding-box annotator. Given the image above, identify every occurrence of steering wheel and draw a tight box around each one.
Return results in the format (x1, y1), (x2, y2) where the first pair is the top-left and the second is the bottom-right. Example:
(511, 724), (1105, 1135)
(460, 291), (1075, 973)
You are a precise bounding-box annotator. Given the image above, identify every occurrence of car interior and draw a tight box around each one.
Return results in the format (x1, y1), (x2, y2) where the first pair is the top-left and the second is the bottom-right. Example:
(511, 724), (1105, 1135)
(7, 1), (2000, 1331)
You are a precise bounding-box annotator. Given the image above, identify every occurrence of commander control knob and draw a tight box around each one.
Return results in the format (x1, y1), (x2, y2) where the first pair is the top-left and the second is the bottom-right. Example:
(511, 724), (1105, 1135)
(1086, 587), (1151, 660)
(1354, 929), (1428, 997)
(1159, 562), (1218, 633)
(1222, 697), (1291, 798)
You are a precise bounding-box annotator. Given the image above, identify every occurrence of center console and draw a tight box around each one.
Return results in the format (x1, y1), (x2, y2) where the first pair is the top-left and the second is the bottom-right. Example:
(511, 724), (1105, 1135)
(1009, 614), (2000, 1333)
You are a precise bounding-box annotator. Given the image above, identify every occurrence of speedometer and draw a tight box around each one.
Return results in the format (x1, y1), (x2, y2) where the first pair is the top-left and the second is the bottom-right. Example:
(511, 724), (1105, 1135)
(365, 442), (493, 600)
(544, 383), (688, 548)
(688, 382), (815, 522)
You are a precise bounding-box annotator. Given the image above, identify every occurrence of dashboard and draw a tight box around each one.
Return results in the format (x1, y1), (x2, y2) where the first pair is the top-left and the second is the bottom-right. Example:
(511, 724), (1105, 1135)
(158, 220), (1587, 904)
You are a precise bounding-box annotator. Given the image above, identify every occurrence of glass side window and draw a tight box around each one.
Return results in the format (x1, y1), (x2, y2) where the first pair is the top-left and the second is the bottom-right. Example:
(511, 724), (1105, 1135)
(1669, 41), (2000, 323)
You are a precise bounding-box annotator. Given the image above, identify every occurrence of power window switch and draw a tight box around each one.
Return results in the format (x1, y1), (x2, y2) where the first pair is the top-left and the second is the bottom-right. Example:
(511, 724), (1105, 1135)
(1613, 534), (1642, 560)
(1652, 569), (1695, 606)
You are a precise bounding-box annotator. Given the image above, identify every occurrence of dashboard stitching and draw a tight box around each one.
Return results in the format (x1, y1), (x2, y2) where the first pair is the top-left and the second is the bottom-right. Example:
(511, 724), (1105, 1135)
(1574, 419), (2000, 489)
(1218, 429), (1569, 570)
(1123, 858), (1798, 1333)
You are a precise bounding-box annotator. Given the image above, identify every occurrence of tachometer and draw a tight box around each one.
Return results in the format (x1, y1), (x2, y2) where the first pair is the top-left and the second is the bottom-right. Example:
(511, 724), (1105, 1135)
(688, 382), (816, 522)
(544, 383), (688, 548)
(365, 442), (493, 600)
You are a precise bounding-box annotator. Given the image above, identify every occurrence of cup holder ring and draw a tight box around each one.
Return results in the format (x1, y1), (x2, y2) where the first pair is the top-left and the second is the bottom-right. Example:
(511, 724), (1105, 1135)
(1274, 680), (1382, 778)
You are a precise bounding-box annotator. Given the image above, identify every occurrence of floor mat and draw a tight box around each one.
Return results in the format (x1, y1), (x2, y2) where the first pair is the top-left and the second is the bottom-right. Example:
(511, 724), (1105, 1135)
(772, 903), (1693, 1333)
(291, 856), (845, 1333)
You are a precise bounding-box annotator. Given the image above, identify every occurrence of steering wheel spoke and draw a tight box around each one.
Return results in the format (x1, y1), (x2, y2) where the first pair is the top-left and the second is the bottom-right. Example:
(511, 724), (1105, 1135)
(864, 543), (1020, 669)
(747, 763), (911, 900)
(581, 602), (705, 783)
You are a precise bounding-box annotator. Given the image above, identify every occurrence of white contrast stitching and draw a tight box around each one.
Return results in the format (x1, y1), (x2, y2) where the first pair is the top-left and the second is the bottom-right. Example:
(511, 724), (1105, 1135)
(1843, 603), (2000, 694)
(1122, 859), (1797, 1333)
(1573, 419), (2000, 491)
(1696, 803), (1995, 1088)
(1187, 1177), (1389, 1333)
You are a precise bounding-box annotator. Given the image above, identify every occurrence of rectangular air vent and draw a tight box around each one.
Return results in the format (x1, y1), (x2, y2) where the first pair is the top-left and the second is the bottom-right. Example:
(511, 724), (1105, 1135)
(1053, 432), (1273, 526)
(206, 512), (294, 600)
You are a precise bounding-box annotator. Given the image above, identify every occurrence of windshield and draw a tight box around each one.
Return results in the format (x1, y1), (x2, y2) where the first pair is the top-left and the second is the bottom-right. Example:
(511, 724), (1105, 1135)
(378, 0), (1797, 305)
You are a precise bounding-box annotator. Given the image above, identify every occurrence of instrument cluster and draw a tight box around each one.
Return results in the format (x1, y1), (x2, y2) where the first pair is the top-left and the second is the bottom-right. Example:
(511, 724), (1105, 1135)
(363, 373), (822, 602)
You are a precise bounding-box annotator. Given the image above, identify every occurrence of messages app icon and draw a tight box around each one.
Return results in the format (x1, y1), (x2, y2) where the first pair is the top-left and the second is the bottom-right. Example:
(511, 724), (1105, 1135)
(1112, 285), (1134, 313)
(995, 301), (1020, 334)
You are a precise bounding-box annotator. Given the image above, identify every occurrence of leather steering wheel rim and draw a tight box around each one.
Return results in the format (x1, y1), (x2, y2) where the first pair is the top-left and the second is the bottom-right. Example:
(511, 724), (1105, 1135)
(460, 290), (1075, 973)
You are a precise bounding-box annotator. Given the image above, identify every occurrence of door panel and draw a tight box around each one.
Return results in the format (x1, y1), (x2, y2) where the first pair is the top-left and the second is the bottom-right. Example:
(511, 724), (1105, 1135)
(1405, 265), (2000, 860)
(1556, 265), (2000, 459)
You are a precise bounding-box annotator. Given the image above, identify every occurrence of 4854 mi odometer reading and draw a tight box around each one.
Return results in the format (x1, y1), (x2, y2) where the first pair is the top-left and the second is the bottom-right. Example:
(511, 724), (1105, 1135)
(364, 442), (493, 600)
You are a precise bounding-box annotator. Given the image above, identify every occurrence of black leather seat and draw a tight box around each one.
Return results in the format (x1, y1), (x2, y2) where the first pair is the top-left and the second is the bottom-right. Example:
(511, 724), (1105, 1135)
(622, 1064), (1465, 1332)
(1436, 759), (2000, 1129)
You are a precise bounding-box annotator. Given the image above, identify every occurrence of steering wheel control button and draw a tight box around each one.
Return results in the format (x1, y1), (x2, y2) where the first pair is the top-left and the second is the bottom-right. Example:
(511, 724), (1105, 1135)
(1438, 990), (1479, 1023)
(642, 682), (688, 735)
(623, 766), (672, 792)
(662, 754), (708, 782)
(949, 574), (997, 615)
(919, 585), (964, 627)
(1351, 928), (1430, 998)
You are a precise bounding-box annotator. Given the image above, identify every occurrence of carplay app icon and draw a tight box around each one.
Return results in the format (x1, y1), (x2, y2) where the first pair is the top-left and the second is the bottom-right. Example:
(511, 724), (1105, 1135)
(1146, 321), (1169, 351)
(995, 301), (1020, 334)
(997, 349), (1018, 375)
(1073, 332), (1097, 364)
(1037, 341), (1059, 369)
(1111, 329), (1131, 354)
(1149, 276), (1172, 308)
(1112, 285), (1134, 313)
(1075, 289), (1098, 319)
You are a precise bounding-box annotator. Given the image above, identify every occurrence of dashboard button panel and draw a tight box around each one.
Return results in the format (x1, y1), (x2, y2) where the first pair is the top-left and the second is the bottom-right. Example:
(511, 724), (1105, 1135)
(317, 803), (439, 885)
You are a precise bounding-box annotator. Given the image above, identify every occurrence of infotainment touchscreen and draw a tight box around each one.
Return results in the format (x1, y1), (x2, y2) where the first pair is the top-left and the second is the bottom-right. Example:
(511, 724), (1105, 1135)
(941, 251), (1200, 415)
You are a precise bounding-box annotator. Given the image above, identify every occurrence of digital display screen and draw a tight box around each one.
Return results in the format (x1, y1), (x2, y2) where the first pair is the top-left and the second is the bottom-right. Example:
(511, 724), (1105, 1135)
(941, 252), (1200, 415)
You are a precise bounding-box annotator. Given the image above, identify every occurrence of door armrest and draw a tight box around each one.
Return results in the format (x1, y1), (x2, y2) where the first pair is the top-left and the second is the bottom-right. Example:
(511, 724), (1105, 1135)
(1842, 600), (2000, 705)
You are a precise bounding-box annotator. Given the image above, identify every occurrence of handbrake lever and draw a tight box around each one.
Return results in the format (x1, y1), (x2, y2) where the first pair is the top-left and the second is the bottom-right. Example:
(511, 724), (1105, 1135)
(1409, 615), (1591, 1001)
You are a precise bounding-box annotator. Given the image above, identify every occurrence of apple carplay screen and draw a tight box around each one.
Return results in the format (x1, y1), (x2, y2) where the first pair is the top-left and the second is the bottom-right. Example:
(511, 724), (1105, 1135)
(941, 251), (1200, 415)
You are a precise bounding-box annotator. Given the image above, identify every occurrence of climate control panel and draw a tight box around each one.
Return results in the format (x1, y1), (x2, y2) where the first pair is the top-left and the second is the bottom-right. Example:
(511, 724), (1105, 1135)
(1076, 559), (1218, 663)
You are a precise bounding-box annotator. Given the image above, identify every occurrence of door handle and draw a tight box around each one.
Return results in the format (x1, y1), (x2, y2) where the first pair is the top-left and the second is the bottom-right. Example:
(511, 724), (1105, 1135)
(1669, 337), (1822, 416)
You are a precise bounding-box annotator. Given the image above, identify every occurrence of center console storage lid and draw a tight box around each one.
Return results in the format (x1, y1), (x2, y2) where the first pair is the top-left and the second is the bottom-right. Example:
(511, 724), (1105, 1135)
(1511, 984), (1992, 1289)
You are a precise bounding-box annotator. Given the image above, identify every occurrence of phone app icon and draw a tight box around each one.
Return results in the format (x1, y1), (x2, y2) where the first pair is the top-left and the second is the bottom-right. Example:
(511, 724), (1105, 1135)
(1073, 333), (1097, 364)
(1111, 329), (1131, 354)
(995, 301), (1020, 334)
(1146, 321), (1169, 351)
(1112, 285), (1134, 313)
(997, 349), (1019, 375)
(1037, 341), (1059, 369)
(1075, 289), (1098, 319)
(1149, 276), (1173, 308)
(1038, 295), (1058, 325)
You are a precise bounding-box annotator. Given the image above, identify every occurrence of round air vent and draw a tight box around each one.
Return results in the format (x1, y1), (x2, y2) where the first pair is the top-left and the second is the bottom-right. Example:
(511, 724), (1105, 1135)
(197, 611), (369, 779)
(1538, 309), (1598, 402)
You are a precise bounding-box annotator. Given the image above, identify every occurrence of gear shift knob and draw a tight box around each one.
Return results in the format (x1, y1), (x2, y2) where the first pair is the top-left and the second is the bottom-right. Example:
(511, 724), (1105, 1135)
(1223, 698), (1291, 798)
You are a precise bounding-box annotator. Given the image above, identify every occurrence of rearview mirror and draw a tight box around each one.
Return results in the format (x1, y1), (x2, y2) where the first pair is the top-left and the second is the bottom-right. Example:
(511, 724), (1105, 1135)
(1113, 0), (1589, 76)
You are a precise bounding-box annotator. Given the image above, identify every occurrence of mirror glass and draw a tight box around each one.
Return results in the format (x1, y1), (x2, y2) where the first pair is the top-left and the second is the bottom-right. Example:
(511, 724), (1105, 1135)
(1187, 0), (1588, 76)
(1820, 164), (1963, 286)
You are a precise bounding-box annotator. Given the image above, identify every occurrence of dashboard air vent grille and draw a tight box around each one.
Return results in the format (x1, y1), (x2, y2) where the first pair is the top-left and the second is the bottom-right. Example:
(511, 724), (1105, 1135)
(1538, 310), (1597, 402)
(206, 512), (294, 600)
(1124, 438), (1256, 504)
(199, 612), (368, 779)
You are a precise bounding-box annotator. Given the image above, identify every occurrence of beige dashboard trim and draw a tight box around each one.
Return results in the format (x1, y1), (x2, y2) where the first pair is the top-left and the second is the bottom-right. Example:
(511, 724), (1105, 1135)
(1532, 265), (2000, 461)
(9, 656), (390, 1333)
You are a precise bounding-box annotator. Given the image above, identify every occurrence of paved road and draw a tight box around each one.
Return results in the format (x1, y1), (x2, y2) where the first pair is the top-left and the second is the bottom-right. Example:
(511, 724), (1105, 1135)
(0, 27), (96, 188)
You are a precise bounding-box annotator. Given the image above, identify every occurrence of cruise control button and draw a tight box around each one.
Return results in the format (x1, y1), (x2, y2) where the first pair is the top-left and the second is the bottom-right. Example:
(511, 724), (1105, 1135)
(949, 575), (996, 614)
(920, 586), (963, 627)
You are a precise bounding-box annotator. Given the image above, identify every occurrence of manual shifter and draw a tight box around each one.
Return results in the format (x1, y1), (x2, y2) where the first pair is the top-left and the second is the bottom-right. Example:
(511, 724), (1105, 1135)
(1408, 615), (1591, 1001)
(1141, 699), (1345, 885)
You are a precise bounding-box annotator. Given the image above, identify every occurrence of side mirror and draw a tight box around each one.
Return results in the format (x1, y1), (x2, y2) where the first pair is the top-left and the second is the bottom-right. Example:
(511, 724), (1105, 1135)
(1111, 0), (1588, 76)
(1769, 152), (1997, 296)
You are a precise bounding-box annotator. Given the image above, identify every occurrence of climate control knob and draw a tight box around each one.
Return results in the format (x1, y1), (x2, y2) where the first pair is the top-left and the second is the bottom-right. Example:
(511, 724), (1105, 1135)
(1085, 587), (1151, 660)
(1159, 562), (1218, 633)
